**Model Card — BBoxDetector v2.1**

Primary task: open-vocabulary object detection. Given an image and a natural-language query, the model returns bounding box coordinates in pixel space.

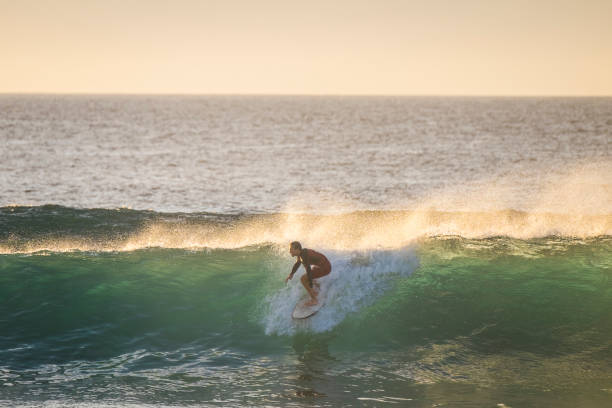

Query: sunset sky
[1,0,611,95]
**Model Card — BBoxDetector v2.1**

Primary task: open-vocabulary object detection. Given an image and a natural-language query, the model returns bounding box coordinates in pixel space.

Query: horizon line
[1,92,611,98]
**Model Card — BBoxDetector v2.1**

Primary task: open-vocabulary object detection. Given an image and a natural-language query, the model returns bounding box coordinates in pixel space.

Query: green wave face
[1,248,284,365]
[1,206,612,407]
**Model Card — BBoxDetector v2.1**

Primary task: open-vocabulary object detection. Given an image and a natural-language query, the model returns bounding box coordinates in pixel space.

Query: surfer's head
[290,241,302,256]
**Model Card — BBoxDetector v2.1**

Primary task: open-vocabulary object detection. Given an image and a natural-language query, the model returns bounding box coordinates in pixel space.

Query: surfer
[285,241,331,306]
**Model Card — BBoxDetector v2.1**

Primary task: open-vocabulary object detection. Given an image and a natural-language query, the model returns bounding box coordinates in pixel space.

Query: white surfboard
[292,287,326,319]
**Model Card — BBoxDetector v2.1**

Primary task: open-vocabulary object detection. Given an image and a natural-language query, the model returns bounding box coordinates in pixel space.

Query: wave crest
[0,208,610,254]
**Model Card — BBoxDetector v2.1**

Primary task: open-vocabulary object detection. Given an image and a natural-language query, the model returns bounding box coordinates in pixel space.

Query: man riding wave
[286,241,332,306]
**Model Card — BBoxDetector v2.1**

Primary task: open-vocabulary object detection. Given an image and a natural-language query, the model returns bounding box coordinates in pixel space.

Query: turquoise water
[1,206,611,407]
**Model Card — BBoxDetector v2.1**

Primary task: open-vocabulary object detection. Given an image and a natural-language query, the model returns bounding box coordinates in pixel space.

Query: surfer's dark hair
[290,241,302,250]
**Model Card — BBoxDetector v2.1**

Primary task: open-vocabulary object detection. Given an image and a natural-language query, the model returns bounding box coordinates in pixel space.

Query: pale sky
[1,0,611,95]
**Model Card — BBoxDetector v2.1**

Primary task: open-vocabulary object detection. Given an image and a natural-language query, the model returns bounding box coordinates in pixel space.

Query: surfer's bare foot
[305,298,318,307]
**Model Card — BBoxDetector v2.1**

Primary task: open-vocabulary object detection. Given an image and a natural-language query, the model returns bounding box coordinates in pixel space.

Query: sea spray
[1,206,610,255]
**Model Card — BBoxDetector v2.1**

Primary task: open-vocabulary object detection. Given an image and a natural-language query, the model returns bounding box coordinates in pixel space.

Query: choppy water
[1,96,611,407]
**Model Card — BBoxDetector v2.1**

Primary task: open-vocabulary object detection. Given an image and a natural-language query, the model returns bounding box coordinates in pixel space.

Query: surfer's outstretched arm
[285,260,301,283]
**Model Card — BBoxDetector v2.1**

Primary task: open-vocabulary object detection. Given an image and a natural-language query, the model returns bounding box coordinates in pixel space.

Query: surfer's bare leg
[300,274,318,305]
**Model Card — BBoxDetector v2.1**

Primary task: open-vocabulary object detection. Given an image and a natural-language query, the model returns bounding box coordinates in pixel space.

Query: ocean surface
[1,95,611,407]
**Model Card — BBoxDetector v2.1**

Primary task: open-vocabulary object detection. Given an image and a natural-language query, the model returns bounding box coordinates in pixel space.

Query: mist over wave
[1,208,609,255]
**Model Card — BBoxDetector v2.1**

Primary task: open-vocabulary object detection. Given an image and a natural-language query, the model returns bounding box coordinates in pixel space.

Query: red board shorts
[310,259,332,279]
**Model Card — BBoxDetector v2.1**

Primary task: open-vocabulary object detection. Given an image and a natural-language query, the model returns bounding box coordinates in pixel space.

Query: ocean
[1,95,611,407]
